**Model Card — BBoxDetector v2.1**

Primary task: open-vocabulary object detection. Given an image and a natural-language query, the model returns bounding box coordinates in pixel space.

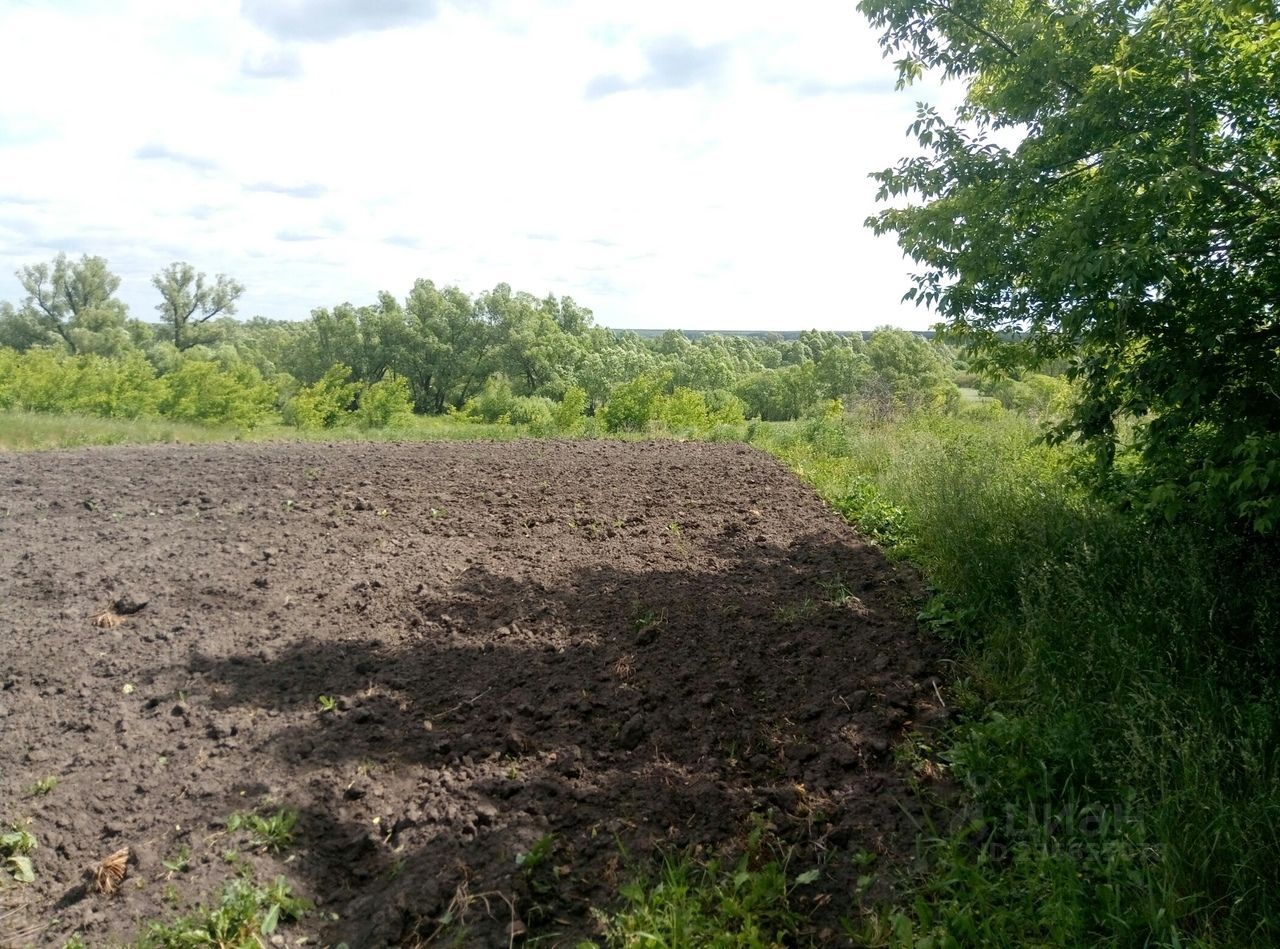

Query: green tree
[152,262,245,351]
[403,279,491,412]
[12,253,130,354]
[863,327,958,413]
[735,363,819,421]
[860,0,1280,530]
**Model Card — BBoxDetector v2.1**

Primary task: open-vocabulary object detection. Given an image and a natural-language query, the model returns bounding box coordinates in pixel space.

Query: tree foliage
[10,253,131,354]
[152,262,246,351]
[860,0,1280,530]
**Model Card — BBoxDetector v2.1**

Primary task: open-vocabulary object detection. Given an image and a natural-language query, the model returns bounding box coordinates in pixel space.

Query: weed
[1,824,37,883]
[316,694,338,713]
[515,834,555,876]
[596,834,817,946]
[226,808,297,853]
[162,845,190,873]
[773,599,818,626]
[631,605,667,635]
[516,835,561,927]
[817,575,856,607]
[136,875,309,948]
[29,777,57,797]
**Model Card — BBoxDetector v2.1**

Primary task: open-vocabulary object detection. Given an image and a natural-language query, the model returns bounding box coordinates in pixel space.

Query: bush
[509,395,555,430]
[69,353,164,419]
[656,387,711,433]
[160,359,278,428]
[551,386,588,433]
[283,364,359,430]
[602,374,667,433]
[461,374,517,423]
[356,371,415,430]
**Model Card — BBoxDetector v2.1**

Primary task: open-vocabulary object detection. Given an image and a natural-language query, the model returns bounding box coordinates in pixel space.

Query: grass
[135,875,309,948]
[0,410,245,451]
[751,410,1280,947]
[0,408,748,453]
[589,820,818,949]
[225,808,298,853]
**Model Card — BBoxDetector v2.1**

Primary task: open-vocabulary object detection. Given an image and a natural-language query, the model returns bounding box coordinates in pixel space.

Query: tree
[860,0,1280,531]
[152,263,245,351]
[12,253,129,353]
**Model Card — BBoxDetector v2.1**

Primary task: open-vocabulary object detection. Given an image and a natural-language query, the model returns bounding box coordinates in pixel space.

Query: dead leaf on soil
[91,609,123,629]
[91,847,131,895]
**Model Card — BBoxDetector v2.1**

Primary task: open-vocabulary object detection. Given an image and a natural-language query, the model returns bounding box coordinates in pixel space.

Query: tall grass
[752,410,1280,947]
[0,410,537,452]
[0,410,247,452]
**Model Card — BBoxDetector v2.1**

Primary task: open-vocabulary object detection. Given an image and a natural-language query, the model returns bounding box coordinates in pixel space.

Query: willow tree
[152,262,245,351]
[860,0,1280,531]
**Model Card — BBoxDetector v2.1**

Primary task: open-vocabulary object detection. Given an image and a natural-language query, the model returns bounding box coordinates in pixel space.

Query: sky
[0,0,955,333]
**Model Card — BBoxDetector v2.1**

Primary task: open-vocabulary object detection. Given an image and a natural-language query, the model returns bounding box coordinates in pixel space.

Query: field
[0,440,944,946]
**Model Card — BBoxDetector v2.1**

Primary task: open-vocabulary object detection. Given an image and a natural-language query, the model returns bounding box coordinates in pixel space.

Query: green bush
[161,359,277,429]
[356,371,415,430]
[509,395,555,428]
[656,386,712,433]
[551,385,588,433]
[460,374,517,423]
[283,364,359,430]
[602,374,667,432]
[69,353,164,419]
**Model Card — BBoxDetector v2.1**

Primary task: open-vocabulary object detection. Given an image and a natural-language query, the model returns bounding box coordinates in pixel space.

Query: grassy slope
[751,410,1280,947]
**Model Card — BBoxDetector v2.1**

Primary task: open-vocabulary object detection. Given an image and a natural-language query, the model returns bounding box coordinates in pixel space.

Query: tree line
[0,253,983,433]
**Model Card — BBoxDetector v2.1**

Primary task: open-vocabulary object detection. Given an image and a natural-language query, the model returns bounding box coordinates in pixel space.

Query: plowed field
[0,441,944,946]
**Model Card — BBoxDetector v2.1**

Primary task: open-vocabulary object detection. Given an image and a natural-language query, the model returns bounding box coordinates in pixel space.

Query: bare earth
[0,440,945,946]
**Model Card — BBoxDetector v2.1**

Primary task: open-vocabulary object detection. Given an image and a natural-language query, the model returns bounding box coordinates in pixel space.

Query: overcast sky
[0,0,951,332]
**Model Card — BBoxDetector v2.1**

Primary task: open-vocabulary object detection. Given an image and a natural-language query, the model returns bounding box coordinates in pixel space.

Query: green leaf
[261,902,281,934]
[7,854,35,883]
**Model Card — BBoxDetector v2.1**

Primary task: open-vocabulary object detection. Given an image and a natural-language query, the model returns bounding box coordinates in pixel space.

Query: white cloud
[0,0,952,332]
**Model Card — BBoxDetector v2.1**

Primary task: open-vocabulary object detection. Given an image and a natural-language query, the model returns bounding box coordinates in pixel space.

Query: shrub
[509,395,555,429]
[356,371,415,430]
[461,374,517,423]
[160,359,277,428]
[283,364,359,430]
[551,385,588,433]
[602,374,667,432]
[656,387,711,433]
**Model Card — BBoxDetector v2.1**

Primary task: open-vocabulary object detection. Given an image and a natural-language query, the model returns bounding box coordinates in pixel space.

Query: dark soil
[0,440,947,946]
